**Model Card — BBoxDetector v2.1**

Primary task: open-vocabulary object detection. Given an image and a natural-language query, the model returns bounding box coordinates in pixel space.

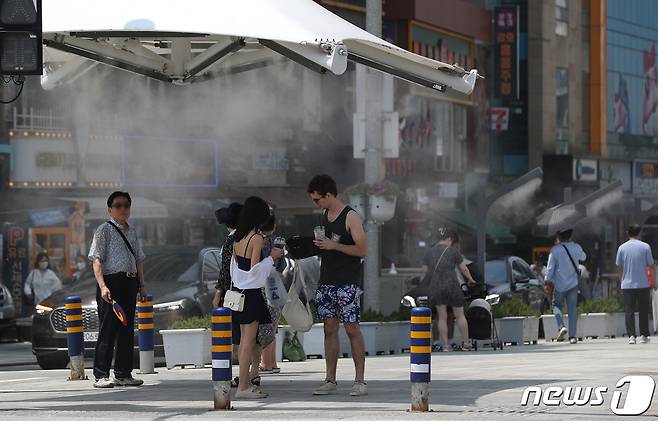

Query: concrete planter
[160,328,211,369]
[614,312,640,337]
[302,323,327,358]
[579,313,616,338]
[494,317,539,345]
[540,314,584,341]
[303,321,409,358]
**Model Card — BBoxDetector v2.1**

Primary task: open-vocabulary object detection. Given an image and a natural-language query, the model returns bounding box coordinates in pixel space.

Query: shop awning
[223,186,318,216]
[41,0,479,94]
[60,196,168,220]
[437,211,516,244]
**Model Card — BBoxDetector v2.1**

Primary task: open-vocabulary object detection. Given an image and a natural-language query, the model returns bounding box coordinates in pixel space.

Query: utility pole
[363,0,383,312]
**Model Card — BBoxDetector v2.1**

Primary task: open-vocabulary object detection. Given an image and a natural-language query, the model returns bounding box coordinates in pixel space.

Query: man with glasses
[307,175,368,396]
[88,191,147,388]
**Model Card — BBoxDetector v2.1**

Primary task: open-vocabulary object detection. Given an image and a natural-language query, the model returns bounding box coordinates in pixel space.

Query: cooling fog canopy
[40,0,479,94]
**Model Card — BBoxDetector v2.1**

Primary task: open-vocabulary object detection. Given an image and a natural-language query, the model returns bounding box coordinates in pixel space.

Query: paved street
[0,342,38,370]
[1,338,657,420]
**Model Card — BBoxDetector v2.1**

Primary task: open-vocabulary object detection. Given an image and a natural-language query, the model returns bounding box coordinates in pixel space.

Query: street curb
[0,361,39,368]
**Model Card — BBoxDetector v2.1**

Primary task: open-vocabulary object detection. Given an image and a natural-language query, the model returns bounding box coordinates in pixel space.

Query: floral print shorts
[316,284,362,323]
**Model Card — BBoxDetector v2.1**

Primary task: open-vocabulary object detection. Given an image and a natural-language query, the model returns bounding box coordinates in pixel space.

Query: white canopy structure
[41,0,480,94]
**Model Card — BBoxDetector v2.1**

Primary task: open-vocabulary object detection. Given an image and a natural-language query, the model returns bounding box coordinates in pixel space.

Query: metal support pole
[363,0,383,313]
[65,296,87,380]
[410,307,432,412]
[212,308,233,410]
[138,294,156,374]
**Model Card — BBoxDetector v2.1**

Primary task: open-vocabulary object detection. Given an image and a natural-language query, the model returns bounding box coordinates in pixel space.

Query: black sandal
[231,376,261,388]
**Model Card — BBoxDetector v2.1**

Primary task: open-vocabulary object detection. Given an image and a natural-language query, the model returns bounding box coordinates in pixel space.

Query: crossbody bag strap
[433,246,450,274]
[107,221,137,260]
[561,244,581,277]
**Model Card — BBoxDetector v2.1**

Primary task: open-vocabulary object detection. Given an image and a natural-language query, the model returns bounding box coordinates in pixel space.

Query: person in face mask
[72,255,87,282]
[24,252,63,305]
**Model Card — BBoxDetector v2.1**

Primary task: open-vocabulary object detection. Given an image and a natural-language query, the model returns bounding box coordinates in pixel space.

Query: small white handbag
[223,289,245,312]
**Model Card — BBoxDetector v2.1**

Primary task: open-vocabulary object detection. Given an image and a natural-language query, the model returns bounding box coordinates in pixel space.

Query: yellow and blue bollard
[211,307,233,410]
[138,294,156,374]
[410,307,432,411]
[65,295,86,380]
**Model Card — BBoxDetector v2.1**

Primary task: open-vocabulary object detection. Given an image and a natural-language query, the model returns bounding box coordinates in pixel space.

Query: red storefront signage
[495,7,519,99]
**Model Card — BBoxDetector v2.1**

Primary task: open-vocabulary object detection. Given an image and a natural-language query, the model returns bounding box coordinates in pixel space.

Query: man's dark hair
[107,191,131,208]
[557,229,573,242]
[628,224,642,237]
[215,202,243,230]
[234,196,271,242]
[438,227,460,244]
[307,174,338,197]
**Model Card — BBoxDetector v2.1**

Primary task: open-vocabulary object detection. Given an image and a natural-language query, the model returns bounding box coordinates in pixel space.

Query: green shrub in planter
[170,316,211,330]
[360,308,411,322]
[577,298,624,314]
[493,298,539,319]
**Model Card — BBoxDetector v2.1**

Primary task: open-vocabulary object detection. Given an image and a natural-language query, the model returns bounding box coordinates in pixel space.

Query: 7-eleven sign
[490,107,510,131]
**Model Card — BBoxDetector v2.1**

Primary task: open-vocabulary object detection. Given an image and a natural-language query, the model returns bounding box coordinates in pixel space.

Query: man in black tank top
[307,175,368,397]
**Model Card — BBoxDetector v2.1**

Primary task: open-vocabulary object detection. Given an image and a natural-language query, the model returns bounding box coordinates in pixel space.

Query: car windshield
[485,260,507,286]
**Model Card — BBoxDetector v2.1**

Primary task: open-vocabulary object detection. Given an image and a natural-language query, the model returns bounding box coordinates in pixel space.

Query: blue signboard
[30,208,70,227]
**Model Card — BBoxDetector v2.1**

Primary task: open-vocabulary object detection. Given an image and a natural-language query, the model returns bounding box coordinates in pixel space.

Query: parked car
[401,256,547,314]
[0,282,16,338]
[32,246,222,370]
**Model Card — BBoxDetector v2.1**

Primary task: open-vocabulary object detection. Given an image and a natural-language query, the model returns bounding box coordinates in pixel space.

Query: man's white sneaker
[557,327,568,342]
[640,335,650,344]
[629,336,636,344]
[312,380,337,395]
[350,381,368,396]
[93,377,114,388]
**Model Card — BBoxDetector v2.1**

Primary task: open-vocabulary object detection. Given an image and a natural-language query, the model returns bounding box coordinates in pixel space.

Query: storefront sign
[11,138,77,183]
[573,159,598,182]
[438,182,459,199]
[633,160,658,195]
[2,225,27,315]
[253,153,289,171]
[490,107,510,131]
[30,208,71,227]
[494,6,519,99]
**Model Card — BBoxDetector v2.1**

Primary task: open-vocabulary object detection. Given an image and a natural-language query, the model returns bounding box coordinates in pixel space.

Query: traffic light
[0,0,42,75]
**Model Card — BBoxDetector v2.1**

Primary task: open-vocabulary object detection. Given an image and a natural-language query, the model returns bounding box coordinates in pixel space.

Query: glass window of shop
[556,67,569,153]
[605,0,658,159]
[555,0,568,36]
[434,101,467,172]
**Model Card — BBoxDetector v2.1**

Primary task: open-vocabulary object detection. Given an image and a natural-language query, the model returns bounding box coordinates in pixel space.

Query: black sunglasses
[312,195,326,204]
[111,203,131,209]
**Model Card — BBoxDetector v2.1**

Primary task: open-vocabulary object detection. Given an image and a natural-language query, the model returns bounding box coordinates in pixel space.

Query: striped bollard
[138,295,156,374]
[65,296,86,380]
[212,308,233,410]
[410,307,432,412]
